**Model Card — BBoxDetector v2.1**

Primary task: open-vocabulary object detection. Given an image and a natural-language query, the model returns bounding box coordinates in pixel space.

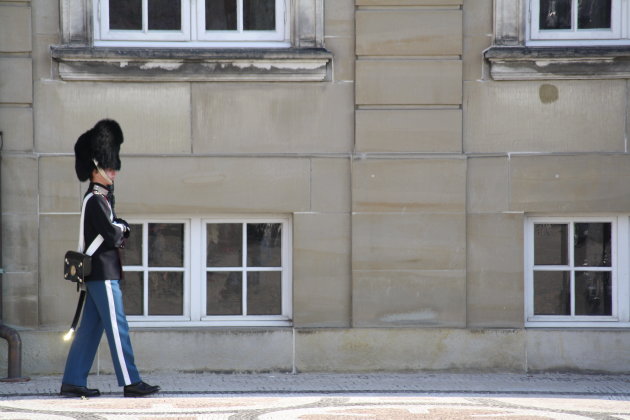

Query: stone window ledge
[485,46,630,80]
[50,46,333,82]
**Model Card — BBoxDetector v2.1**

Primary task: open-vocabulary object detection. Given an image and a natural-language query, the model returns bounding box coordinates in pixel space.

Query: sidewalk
[1,372,629,397]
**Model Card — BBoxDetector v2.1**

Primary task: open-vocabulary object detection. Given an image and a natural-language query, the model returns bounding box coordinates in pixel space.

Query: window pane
[206,0,237,30]
[539,0,572,30]
[534,224,568,266]
[244,0,276,30]
[109,0,142,30]
[206,272,242,315]
[121,224,143,266]
[247,224,282,267]
[148,272,183,315]
[578,0,611,29]
[207,224,242,267]
[574,223,611,267]
[575,271,612,315]
[121,271,143,316]
[149,223,184,267]
[534,271,570,315]
[148,0,182,30]
[247,271,281,315]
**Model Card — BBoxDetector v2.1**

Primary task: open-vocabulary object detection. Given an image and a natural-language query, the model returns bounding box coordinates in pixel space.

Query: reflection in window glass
[575,271,612,315]
[247,224,282,267]
[534,271,571,315]
[247,271,281,315]
[109,0,142,30]
[539,0,572,30]
[244,0,276,30]
[574,223,611,267]
[121,224,143,266]
[207,224,242,267]
[149,223,184,267]
[148,0,182,30]
[578,0,611,29]
[206,272,242,315]
[148,272,183,315]
[206,0,237,30]
[534,224,568,265]
[121,271,143,315]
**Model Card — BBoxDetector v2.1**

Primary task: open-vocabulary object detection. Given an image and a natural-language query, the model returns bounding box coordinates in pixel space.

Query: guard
[60,119,160,398]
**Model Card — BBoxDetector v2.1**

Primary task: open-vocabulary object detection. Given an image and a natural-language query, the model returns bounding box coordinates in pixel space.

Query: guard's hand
[114,218,131,238]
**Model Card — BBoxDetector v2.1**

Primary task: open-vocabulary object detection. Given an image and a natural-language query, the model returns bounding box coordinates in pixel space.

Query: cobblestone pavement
[0,373,628,419]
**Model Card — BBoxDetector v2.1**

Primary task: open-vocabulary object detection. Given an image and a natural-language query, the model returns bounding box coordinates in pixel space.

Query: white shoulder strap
[78,193,104,256]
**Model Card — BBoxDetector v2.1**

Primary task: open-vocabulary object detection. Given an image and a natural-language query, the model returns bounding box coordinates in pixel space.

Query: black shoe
[60,383,101,398]
[124,381,160,397]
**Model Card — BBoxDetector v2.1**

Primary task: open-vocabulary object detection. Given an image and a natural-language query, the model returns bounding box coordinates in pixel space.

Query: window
[120,217,292,327]
[94,0,289,47]
[525,217,630,327]
[528,0,629,45]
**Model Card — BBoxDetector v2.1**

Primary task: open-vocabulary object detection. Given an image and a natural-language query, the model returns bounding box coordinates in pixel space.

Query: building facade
[1,0,629,375]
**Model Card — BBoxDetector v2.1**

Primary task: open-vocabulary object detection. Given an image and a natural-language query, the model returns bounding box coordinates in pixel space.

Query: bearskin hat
[74,119,124,182]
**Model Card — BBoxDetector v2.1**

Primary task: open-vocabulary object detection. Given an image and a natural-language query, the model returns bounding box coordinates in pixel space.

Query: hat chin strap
[93,159,113,185]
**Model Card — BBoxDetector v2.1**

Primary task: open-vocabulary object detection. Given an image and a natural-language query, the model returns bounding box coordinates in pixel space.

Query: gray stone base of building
[1,328,628,376]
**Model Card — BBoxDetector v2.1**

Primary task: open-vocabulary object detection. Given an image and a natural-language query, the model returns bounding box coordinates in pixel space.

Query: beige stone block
[99,329,293,373]
[114,157,311,214]
[39,215,80,328]
[325,37,355,82]
[32,0,60,35]
[463,34,492,81]
[192,83,353,154]
[293,213,351,327]
[467,156,509,213]
[1,213,38,274]
[352,213,466,270]
[355,109,462,153]
[352,158,466,213]
[39,156,82,213]
[356,10,462,56]
[0,58,33,103]
[1,155,37,214]
[467,213,524,328]
[33,34,60,81]
[0,107,33,152]
[33,81,191,154]
[463,0,493,36]
[356,60,462,105]
[464,80,626,153]
[295,328,525,372]
[311,158,351,213]
[0,5,31,52]
[352,270,466,327]
[325,0,354,37]
[1,272,38,328]
[510,155,630,213]
[527,330,630,373]
[356,0,463,5]
[462,0,493,82]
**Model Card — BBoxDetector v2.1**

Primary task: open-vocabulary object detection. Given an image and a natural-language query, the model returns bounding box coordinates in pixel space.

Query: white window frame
[200,218,292,325]
[525,216,630,328]
[528,0,630,46]
[94,0,290,48]
[124,215,292,328]
[123,219,191,322]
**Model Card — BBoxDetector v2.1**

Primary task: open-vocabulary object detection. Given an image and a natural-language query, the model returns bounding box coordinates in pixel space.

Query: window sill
[50,46,333,82]
[484,46,630,80]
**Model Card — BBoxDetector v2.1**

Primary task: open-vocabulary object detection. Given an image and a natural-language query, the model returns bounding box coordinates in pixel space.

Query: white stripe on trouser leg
[105,280,131,385]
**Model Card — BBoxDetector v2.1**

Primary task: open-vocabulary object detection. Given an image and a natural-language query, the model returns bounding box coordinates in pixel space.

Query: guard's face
[104,168,117,182]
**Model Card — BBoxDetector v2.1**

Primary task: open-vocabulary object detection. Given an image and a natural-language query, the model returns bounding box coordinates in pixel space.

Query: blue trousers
[62,280,141,387]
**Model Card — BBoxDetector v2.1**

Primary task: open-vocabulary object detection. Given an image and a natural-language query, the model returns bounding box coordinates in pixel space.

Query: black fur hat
[74,119,124,182]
